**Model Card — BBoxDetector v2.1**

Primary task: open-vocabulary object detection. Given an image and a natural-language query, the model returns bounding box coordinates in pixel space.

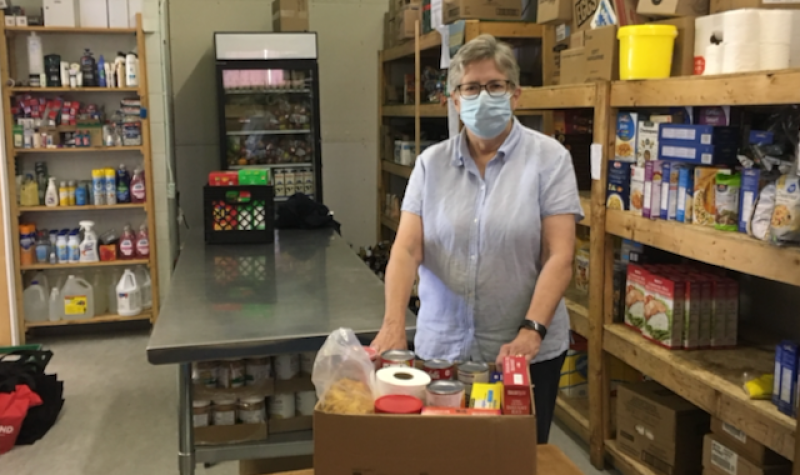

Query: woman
[371,34,583,443]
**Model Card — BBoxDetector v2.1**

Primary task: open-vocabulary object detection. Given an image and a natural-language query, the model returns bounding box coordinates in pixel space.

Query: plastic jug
[107,268,121,314]
[23,282,48,323]
[27,271,49,295]
[61,275,95,321]
[49,287,61,322]
[134,266,152,309]
[116,269,142,317]
[92,271,109,315]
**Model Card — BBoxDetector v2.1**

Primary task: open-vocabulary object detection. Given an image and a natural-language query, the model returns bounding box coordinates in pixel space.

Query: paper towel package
[711,0,800,13]
[638,0,709,17]
[654,17,696,76]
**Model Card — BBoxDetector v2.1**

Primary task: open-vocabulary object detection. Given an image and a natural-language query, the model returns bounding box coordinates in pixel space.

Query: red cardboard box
[503,356,532,416]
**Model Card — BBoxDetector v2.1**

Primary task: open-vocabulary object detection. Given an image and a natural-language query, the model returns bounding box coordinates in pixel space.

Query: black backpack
[275,193,341,234]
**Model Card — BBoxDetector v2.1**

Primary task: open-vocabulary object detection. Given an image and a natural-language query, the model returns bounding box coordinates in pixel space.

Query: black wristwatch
[519,320,547,340]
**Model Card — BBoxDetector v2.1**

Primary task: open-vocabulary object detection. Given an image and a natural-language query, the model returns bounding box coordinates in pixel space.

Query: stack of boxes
[272,0,310,32]
[703,418,790,475]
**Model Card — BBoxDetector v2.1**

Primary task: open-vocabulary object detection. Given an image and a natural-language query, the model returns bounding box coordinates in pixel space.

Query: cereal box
[607,160,633,211]
[615,112,638,162]
[642,272,685,349]
[630,165,645,216]
[643,161,663,219]
[676,166,694,223]
[624,264,649,332]
[693,167,730,226]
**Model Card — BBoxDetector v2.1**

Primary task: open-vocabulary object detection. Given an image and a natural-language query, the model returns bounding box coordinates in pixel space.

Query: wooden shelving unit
[1,13,160,341]
[555,394,590,443]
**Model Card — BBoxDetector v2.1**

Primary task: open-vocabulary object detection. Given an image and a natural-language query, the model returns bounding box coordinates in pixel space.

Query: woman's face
[453,58,521,113]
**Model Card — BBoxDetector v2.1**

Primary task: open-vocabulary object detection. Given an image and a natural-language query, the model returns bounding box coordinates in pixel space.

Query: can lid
[213,398,237,406]
[193,400,210,408]
[374,395,423,415]
[241,396,265,404]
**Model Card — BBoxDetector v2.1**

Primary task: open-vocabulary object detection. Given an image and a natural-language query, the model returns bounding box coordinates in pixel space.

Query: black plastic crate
[203,185,274,244]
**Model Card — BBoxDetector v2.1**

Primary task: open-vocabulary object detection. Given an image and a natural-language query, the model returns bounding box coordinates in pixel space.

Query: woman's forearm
[525,253,573,327]
[383,247,420,328]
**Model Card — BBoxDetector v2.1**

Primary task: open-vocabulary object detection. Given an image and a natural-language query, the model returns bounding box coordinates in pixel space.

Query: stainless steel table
[146,229,415,475]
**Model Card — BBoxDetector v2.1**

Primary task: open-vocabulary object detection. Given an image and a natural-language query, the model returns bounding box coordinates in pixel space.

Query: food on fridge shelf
[714,173,741,231]
[769,176,800,245]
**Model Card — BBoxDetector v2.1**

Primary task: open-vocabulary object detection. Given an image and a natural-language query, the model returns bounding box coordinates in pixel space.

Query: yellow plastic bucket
[617,25,678,80]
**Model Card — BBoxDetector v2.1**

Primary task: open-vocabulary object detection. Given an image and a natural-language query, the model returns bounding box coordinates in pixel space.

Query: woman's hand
[495,329,542,368]
[370,322,408,354]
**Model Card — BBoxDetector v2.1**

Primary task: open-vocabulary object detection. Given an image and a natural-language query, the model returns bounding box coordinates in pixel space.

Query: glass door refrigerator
[214,32,322,202]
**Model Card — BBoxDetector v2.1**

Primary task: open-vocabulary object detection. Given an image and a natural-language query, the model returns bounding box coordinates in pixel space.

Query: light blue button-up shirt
[401,119,584,364]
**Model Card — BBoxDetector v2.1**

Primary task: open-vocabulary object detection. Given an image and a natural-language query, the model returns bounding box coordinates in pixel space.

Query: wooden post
[377,51,384,242]
[414,20,421,158]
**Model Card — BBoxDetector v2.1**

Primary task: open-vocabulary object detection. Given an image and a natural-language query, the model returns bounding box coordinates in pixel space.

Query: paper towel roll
[723,42,761,73]
[761,43,791,70]
[695,14,725,74]
[704,44,723,75]
[375,366,431,400]
[722,9,761,45]
[760,10,793,44]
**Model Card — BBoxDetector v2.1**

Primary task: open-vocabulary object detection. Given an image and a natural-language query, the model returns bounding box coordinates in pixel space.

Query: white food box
[80,0,109,27]
[15,16,28,26]
[128,0,142,26]
[44,0,79,27]
[4,16,15,26]
[107,0,129,27]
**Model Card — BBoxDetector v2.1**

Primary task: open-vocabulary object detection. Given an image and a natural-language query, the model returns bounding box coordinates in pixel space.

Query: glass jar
[245,357,272,386]
[212,399,237,426]
[238,396,266,424]
[217,359,246,388]
[192,361,218,388]
[192,400,211,427]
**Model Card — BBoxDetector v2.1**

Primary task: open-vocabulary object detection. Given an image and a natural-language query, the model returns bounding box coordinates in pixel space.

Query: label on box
[64,296,87,315]
[556,23,569,41]
[721,422,747,443]
[502,356,531,415]
[711,440,738,475]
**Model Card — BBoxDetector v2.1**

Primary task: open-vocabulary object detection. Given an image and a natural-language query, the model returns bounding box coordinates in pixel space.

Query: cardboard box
[195,422,267,445]
[637,0,708,16]
[503,356,532,415]
[269,415,313,433]
[573,0,599,30]
[617,382,709,475]
[272,0,309,32]
[442,0,521,23]
[710,0,800,13]
[396,5,421,41]
[710,418,790,467]
[43,0,79,27]
[543,24,571,85]
[560,47,586,84]
[584,25,618,81]
[274,374,314,394]
[537,0,572,24]
[239,455,313,475]
[703,434,792,475]
[653,17,695,77]
[560,350,588,397]
[80,0,108,27]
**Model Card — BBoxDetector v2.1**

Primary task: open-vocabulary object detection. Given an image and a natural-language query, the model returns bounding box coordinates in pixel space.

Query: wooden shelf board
[517,84,597,110]
[610,69,800,107]
[604,323,795,460]
[382,160,413,179]
[605,210,800,287]
[14,146,142,154]
[555,394,590,443]
[382,103,446,118]
[5,25,136,34]
[21,259,149,271]
[578,191,591,228]
[605,439,660,475]
[478,22,544,39]
[19,203,146,213]
[9,87,139,93]
[564,287,590,338]
[381,216,399,232]
[25,312,152,328]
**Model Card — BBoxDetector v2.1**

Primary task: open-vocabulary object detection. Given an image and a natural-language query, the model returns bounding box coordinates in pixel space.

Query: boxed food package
[661,164,681,221]
[773,341,798,414]
[442,0,521,23]
[637,0,709,16]
[642,272,685,349]
[703,433,792,475]
[543,24,572,85]
[560,349,588,397]
[680,273,703,349]
[637,121,660,166]
[537,0,572,23]
[272,0,309,32]
[694,167,730,226]
[631,165,645,216]
[710,417,790,467]
[659,124,739,146]
[560,48,586,85]
[708,275,738,348]
[739,169,761,233]
[643,160,664,219]
[624,264,649,332]
[502,356,532,415]
[396,5,422,41]
[653,17,696,76]
[615,112,638,162]
[677,166,695,223]
[617,382,709,475]
[696,106,731,126]
[607,160,634,211]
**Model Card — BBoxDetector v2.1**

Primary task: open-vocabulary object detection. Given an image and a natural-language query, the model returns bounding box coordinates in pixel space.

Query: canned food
[274,354,300,380]
[426,380,466,408]
[238,396,266,424]
[375,395,423,414]
[217,359,246,388]
[269,393,296,419]
[212,399,237,426]
[192,400,211,427]
[458,361,490,397]
[296,390,317,416]
[245,357,272,386]
[300,352,317,375]
[380,349,415,369]
[423,359,455,381]
[192,361,218,388]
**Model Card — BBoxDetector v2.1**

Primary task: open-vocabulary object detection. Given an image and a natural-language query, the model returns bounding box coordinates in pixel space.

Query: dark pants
[530,351,567,444]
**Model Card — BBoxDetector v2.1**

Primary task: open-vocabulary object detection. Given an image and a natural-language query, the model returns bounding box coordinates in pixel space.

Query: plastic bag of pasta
[312,328,376,415]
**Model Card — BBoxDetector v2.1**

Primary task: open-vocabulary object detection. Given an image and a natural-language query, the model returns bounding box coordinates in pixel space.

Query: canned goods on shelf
[269,393,296,419]
[217,359,246,388]
[423,359,455,381]
[274,354,300,381]
[192,361,218,388]
[426,380,466,408]
[192,400,211,427]
[296,390,317,416]
[300,351,317,375]
[238,396,266,424]
[212,399,238,426]
[379,349,415,369]
[375,395,423,414]
[245,357,272,386]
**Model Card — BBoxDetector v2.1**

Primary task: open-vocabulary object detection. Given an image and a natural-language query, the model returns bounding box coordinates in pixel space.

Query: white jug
[107,268,121,314]
[61,275,95,321]
[117,269,142,317]
[134,266,152,310]
[49,287,61,322]
[23,282,48,323]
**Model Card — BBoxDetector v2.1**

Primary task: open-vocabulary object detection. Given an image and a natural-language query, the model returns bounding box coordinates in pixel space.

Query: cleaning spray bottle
[79,220,99,262]
[45,177,58,207]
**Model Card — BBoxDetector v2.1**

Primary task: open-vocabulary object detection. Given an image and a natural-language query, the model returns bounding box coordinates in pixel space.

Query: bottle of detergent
[107,268,122,314]
[125,52,139,87]
[45,177,58,207]
[119,224,136,260]
[80,48,97,87]
[116,269,142,317]
[116,164,130,203]
[97,54,106,87]
[135,224,149,258]
[60,275,95,321]
[79,220,99,262]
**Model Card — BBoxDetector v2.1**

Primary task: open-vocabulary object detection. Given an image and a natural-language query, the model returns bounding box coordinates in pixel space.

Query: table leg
[178,363,195,475]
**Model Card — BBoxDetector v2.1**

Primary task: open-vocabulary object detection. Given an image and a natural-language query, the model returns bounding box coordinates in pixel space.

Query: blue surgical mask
[459,91,513,139]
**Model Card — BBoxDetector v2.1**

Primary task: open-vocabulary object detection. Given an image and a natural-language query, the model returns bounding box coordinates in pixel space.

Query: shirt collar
[453,118,522,167]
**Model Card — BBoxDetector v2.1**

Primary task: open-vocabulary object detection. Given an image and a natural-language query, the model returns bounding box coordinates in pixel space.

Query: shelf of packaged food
[18,203,146,213]
[25,312,152,328]
[274,195,313,202]
[224,89,310,94]
[605,210,800,287]
[14,146,142,155]
[8,87,139,93]
[564,288,590,339]
[517,84,597,110]
[610,69,800,107]
[605,439,660,475]
[229,162,313,170]
[382,160,413,179]
[382,103,446,118]
[381,216,399,232]
[382,29,442,62]
[21,259,149,271]
[578,192,591,228]
[604,323,795,460]
[226,129,311,136]
[4,25,137,34]
[555,394,590,443]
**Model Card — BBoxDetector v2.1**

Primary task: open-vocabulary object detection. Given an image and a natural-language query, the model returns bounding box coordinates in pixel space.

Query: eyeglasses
[455,80,512,100]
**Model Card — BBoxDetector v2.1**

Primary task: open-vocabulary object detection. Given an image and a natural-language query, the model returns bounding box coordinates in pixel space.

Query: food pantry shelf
[578,192,592,228]
[21,259,149,271]
[381,216,399,232]
[4,25,136,34]
[564,288,589,338]
[517,84,597,110]
[610,69,800,107]
[25,312,152,328]
[605,440,660,475]
[382,104,445,117]
[555,394,590,443]
[226,130,311,136]
[229,162,312,170]
[18,203,146,213]
[8,87,139,93]
[382,160,413,179]
[605,210,800,287]
[14,146,143,155]
[224,89,310,94]
[604,323,795,460]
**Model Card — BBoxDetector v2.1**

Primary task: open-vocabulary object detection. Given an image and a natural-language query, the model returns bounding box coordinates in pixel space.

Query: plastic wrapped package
[312,328,376,415]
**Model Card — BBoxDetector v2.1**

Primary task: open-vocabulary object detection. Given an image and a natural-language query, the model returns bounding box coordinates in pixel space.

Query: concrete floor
[2,331,616,475]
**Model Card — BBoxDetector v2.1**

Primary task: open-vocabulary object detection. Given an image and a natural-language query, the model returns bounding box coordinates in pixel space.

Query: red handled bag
[0,384,42,454]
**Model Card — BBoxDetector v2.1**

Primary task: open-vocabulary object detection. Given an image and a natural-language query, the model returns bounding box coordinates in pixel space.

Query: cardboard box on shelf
[560,349,588,397]
[393,0,421,12]
[560,47,586,84]
[442,0,521,23]
[272,0,309,32]
[637,0,709,17]
[617,381,709,475]
[710,417,790,467]
[239,455,314,475]
[543,24,571,85]
[584,25,618,81]
[570,31,585,48]
[703,434,792,475]
[269,415,313,434]
[396,5,421,41]
[653,17,695,76]
[195,422,268,446]
[710,0,800,12]
[537,0,572,24]
[572,0,600,30]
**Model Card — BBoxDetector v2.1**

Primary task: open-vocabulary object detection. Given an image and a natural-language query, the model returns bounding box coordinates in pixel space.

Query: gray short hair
[448,34,520,93]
